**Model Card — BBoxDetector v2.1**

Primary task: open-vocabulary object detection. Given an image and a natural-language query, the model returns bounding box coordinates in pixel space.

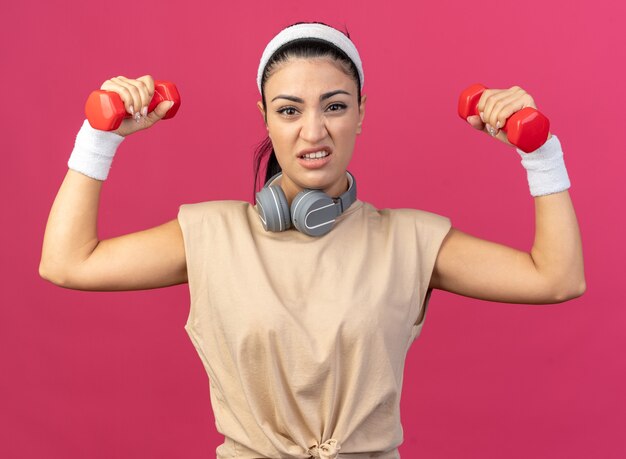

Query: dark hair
[252,22,362,201]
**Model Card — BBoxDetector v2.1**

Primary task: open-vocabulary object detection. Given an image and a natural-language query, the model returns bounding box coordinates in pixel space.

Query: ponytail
[252,136,282,201]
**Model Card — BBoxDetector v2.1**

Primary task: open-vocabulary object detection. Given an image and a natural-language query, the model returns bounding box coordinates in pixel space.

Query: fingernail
[129,105,134,115]
[134,112,141,122]
[479,111,485,122]
[487,124,496,136]
[496,121,501,129]
[141,106,148,117]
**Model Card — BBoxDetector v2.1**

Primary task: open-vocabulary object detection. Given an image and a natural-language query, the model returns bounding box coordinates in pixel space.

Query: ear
[356,94,367,134]
[257,100,268,130]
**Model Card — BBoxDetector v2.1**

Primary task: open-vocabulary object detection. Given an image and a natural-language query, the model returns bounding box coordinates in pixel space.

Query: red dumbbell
[85,80,181,131]
[458,83,549,153]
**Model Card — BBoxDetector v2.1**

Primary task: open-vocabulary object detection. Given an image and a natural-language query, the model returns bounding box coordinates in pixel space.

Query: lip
[297,146,333,158]
[296,147,333,170]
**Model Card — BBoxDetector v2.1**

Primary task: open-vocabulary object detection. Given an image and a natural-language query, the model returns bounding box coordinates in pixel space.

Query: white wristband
[516,134,571,197]
[67,119,125,181]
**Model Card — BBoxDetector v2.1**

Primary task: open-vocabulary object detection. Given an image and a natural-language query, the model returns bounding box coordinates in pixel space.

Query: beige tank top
[177,199,451,458]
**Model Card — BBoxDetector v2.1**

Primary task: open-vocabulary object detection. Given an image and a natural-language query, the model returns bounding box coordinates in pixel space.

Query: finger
[493,126,512,146]
[110,76,143,118]
[100,78,136,116]
[136,75,156,115]
[485,123,498,137]
[489,92,527,132]
[146,100,175,123]
[481,88,520,130]
[137,75,155,94]
[121,77,152,117]
[506,85,537,111]
[466,115,484,130]
[116,76,154,119]
[492,92,538,134]
[476,88,501,123]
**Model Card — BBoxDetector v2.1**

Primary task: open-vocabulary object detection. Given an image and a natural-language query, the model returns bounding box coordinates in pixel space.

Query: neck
[280,174,349,206]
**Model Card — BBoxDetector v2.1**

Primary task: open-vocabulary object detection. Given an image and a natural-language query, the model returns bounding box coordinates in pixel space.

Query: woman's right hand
[100,75,175,137]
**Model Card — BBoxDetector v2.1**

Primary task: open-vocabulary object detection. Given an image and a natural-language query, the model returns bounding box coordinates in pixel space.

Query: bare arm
[430,190,585,303]
[39,169,187,291]
[39,75,186,291]
[430,85,585,303]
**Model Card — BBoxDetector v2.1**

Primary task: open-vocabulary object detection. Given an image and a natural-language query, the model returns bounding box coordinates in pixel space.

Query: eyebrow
[271,89,351,103]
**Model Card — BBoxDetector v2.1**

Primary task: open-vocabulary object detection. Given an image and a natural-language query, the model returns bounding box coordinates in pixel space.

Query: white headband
[256,23,364,95]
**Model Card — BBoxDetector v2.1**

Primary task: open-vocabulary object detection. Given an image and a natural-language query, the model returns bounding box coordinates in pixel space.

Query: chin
[302,172,351,197]
[294,169,337,190]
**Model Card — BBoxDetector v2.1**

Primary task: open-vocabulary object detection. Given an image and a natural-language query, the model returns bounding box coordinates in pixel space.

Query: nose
[299,111,328,144]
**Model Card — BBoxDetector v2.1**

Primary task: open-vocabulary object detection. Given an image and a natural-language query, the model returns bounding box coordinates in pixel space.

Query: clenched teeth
[302,151,330,159]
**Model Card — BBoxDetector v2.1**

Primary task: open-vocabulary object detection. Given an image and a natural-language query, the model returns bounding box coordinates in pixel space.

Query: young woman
[40,22,585,459]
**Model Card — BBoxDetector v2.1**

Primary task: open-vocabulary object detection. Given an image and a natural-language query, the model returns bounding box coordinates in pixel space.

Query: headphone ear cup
[256,185,292,232]
[291,190,337,237]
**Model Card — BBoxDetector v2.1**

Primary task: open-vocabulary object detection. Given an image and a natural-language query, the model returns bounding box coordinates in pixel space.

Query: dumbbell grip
[458,83,550,153]
[85,80,181,131]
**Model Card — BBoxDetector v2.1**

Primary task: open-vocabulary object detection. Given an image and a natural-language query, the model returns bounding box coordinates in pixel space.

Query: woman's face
[258,57,367,202]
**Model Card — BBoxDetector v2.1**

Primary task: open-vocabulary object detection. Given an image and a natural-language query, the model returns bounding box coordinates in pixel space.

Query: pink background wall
[2,0,624,457]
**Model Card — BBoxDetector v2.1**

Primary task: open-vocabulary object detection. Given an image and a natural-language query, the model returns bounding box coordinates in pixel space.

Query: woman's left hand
[465,85,552,148]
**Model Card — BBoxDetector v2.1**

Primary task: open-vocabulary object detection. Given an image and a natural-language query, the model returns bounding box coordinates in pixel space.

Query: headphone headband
[264,171,357,213]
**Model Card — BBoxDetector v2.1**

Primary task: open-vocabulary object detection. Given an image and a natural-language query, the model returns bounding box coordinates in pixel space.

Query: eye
[327,103,347,112]
[277,106,298,116]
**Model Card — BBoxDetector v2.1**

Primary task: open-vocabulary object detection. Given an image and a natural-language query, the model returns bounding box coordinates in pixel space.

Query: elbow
[39,259,52,282]
[38,259,71,287]
[552,277,587,303]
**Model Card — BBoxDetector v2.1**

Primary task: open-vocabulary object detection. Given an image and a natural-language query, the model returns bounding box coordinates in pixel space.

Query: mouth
[298,147,332,161]
[300,151,331,161]
[296,147,333,169]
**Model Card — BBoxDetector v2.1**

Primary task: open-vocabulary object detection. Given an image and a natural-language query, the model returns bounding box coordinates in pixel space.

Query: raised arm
[430,190,584,303]
[429,86,585,304]
[39,75,187,291]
